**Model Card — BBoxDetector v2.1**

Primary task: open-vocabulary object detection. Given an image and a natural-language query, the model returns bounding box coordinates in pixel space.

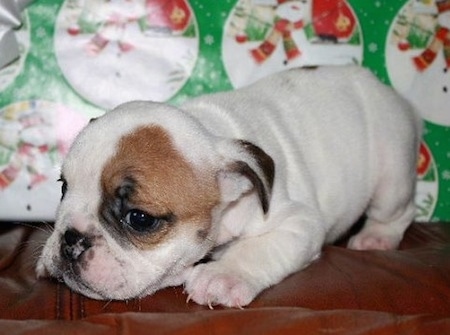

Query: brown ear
[235,140,274,213]
[218,140,274,214]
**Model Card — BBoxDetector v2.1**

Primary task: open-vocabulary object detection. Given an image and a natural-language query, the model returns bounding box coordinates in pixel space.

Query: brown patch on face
[100,126,219,249]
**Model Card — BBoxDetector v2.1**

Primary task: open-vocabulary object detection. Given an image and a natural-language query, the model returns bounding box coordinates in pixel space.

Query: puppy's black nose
[64,229,84,246]
[61,229,92,261]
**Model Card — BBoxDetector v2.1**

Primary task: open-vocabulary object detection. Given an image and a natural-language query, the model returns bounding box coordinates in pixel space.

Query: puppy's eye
[122,209,164,233]
[57,177,68,200]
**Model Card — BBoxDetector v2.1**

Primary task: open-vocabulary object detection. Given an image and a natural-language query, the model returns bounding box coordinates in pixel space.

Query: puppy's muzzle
[61,229,92,262]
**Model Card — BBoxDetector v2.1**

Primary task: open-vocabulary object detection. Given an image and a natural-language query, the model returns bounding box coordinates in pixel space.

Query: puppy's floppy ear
[217,140,274,214]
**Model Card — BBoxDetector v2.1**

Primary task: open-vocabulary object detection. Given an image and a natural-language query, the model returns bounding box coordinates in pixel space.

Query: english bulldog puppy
[36,65,422,308]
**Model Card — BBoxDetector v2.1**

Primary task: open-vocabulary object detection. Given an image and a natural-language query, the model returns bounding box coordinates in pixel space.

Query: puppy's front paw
[184,262,259,308]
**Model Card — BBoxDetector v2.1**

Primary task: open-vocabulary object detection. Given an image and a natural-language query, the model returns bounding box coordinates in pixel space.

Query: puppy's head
[36,101,274,300]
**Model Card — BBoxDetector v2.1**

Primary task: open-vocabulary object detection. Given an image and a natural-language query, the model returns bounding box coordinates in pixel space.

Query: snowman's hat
[436,0,450,13]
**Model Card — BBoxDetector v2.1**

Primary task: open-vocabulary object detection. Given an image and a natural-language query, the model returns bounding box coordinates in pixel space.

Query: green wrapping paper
[0,0,449,222]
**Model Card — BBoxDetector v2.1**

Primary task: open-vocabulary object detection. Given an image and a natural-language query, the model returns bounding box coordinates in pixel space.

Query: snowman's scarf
[413,26,450,71]
[0,164,21,189]
[250,18,304,64]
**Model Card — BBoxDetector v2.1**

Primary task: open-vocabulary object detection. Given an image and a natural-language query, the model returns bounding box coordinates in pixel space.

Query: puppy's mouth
[58,257,183,301]
[53,233,104,299]
[50,228,186,301]
[60,267,105,300]
[41,254,103,300]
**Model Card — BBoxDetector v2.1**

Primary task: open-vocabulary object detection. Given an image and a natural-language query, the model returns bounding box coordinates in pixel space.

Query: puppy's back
[182,65,421,229]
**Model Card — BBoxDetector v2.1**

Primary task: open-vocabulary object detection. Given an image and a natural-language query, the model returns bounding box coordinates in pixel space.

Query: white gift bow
[0,0,33,70]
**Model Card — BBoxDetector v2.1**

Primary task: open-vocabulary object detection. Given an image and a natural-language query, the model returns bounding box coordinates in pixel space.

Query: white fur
[36,65,421,307]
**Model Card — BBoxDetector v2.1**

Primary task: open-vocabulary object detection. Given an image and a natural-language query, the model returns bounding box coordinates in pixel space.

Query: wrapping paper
[0,0,449,222]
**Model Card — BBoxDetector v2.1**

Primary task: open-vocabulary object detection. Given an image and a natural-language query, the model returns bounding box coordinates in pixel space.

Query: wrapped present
[0,0,449,222]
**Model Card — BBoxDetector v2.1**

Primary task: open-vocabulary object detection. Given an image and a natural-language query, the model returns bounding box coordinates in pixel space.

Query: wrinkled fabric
[1,222,450,334]
[2,310,450,335]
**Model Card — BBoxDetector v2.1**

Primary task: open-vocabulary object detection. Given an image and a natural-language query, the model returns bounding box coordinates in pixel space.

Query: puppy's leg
[348,202,415,251]
[348,155,417,251]
[184,206,324,308]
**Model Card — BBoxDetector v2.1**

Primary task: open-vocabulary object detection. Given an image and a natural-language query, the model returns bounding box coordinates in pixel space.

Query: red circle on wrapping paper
[417,142,432,177]
[144,0,191,32]
[312,0,356,40]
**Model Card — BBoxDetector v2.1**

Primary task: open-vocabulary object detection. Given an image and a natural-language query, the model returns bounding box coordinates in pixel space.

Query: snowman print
[386,0,450,221]
[250,0,307,64]
[388,0,450,126]
[0,101,87,219]
[222,0,362,89]
[82,0,146,55]
[409,0,450,126]
[0,111,54,190]
[55,0,199,109]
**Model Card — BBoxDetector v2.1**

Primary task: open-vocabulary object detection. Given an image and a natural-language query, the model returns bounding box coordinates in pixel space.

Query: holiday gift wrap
[0,0,449,222]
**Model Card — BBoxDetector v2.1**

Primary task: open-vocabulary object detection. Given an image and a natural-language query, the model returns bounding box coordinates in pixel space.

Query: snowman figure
[250,0,309,64]
[407,0,450,126]
[0,120,22,189]
[83,0,146,55]
[0,111,55,190]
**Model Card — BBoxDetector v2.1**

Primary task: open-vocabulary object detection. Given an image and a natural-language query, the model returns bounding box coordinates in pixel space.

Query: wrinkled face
[37,119,220,300]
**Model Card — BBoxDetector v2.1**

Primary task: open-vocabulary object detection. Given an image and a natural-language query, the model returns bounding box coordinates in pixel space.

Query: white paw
[184,262,259,308]
[347,219,405,251]
[348,232,400,250]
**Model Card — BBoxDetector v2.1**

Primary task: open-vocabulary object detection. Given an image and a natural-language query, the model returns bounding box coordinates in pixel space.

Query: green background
[0,0,448,221]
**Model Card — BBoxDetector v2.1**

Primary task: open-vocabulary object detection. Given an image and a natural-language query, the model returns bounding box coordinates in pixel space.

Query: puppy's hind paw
[347,231,401,251]
[184,262,259,308]
[348,236,395,250]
